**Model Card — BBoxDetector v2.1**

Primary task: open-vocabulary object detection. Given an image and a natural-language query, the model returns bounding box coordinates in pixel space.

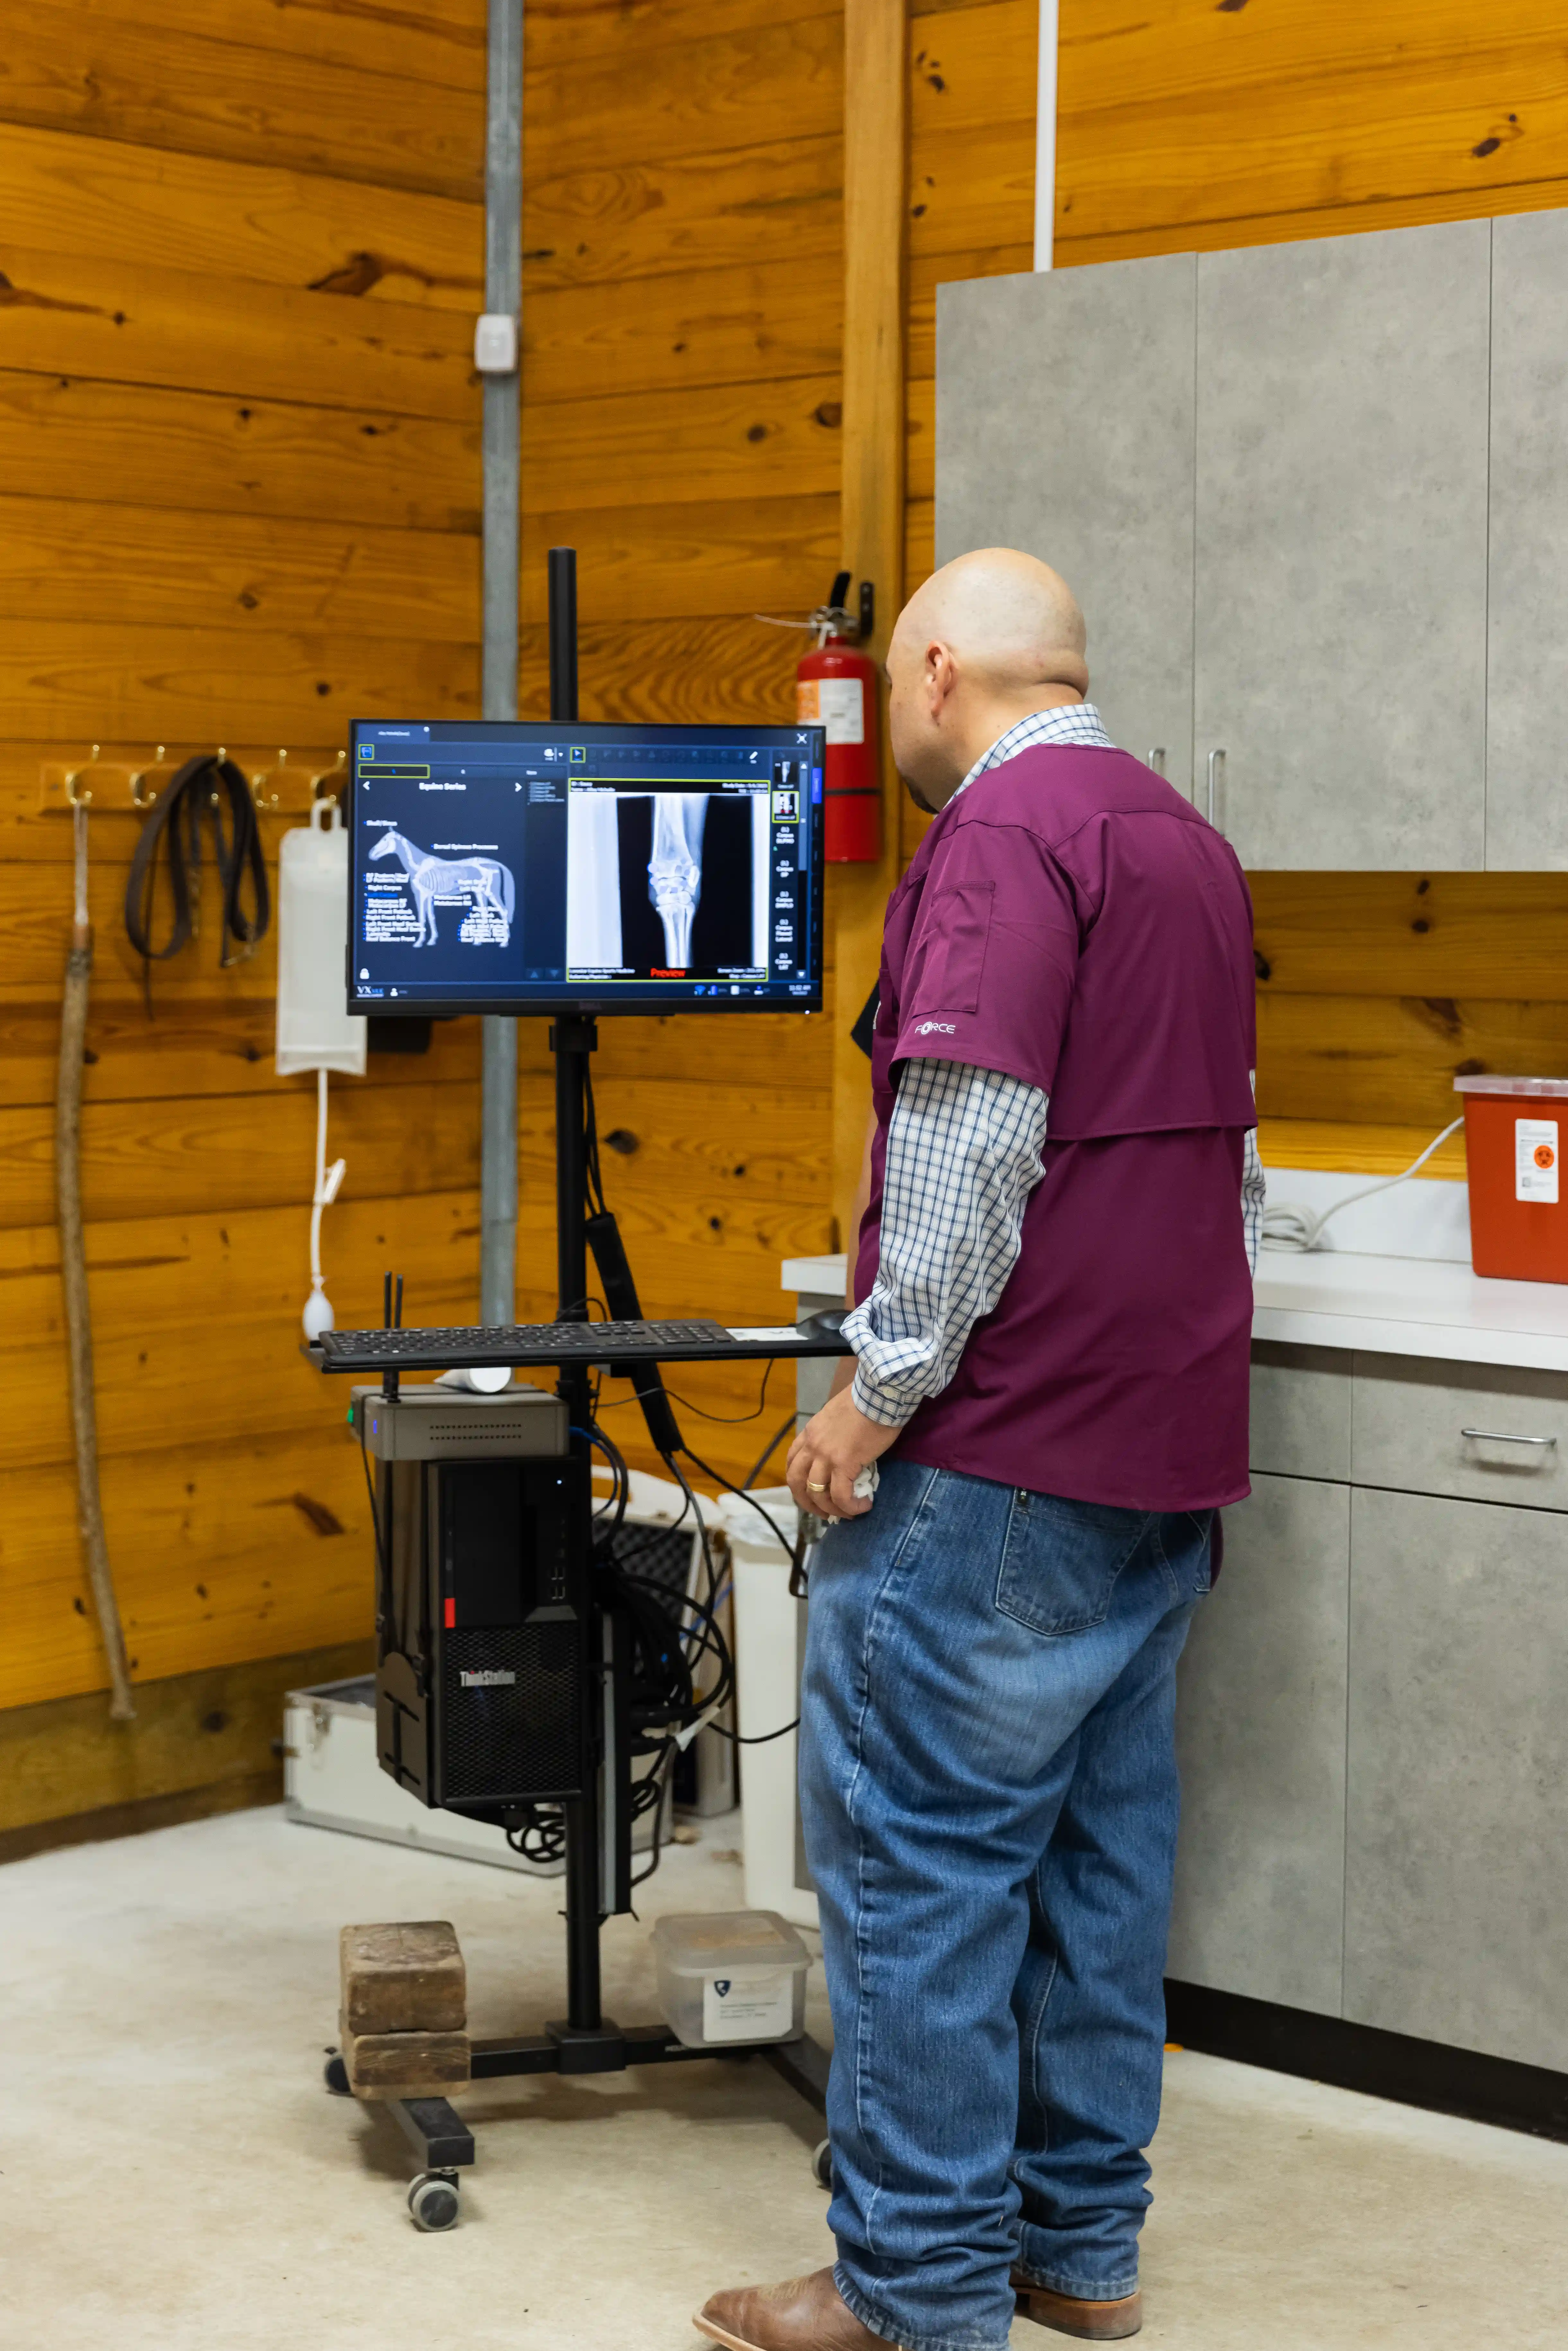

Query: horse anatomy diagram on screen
[368,830,515,948]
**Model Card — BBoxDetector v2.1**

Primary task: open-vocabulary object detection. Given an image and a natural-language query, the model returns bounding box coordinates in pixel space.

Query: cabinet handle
[1206,747,1225,826]
[1460,1427,1558,1448]
[1147,746,1167,777]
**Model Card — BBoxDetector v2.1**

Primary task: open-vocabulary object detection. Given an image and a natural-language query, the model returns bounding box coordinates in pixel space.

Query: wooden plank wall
[0,0,841,1789]
[514,0,842,1468]
[0,0,488,1752]
[902,0,1568,1176]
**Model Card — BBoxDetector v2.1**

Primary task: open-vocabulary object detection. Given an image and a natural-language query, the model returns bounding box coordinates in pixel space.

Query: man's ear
[924,640,956,715]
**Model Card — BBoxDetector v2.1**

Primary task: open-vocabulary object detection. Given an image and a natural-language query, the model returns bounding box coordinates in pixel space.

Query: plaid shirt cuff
[849,1362,919,1428]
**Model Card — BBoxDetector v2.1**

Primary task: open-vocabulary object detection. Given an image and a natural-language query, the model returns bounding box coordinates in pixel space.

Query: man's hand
[787,1385,902,1520]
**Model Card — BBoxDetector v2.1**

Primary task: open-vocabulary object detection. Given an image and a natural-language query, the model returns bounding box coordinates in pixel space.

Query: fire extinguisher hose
[58,801,136,1721]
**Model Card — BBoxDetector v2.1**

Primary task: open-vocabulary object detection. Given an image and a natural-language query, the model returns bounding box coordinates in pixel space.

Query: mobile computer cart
[311,550,847,2229]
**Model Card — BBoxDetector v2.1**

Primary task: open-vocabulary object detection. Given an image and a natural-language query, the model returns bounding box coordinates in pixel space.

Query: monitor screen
[346,718,826,1016]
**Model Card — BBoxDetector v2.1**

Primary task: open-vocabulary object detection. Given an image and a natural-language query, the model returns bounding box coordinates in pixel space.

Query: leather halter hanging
[123,752,270,1005]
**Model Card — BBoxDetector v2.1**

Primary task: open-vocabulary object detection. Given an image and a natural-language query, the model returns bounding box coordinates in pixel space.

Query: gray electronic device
[349,1380,567,1461]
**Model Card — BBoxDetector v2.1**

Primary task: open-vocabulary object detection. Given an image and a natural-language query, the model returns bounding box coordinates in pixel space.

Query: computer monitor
[346,718,827,1017]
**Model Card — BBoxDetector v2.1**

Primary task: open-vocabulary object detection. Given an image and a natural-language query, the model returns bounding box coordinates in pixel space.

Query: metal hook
[250,747,289,812]
[310,748,347,802]
[64,743,102,808]
[129,744,167,809]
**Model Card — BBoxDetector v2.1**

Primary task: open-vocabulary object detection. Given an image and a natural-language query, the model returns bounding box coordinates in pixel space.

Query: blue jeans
[798,1461,1211,2351]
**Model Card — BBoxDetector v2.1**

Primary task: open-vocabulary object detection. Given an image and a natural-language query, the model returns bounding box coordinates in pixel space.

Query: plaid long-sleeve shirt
[844,706,1267,1429]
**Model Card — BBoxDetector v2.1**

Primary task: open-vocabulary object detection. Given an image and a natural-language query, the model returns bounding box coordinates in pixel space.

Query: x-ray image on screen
[565,788,771,979]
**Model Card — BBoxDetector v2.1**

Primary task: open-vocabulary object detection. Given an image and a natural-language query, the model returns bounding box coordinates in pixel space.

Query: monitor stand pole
[547,543,608,2044]
[551,1003,608,2044]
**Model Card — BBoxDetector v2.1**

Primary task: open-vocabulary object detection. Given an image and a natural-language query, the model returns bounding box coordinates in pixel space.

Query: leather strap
[123,753,270,1002]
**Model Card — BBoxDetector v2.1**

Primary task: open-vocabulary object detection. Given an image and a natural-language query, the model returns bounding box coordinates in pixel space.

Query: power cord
[1262,1116,1465,1253]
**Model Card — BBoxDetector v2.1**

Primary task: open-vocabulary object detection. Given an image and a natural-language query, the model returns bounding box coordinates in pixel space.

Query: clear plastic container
[651,1909,809,2048]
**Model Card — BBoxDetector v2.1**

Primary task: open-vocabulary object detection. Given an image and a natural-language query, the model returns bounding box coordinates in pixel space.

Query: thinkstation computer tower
[351,1383,591,1820]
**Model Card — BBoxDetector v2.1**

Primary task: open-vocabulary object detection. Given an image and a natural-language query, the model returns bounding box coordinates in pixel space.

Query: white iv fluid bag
[275,800,366,1076]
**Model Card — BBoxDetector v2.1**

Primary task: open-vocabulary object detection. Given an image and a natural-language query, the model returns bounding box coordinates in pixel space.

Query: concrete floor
[2,1807,1564,2350]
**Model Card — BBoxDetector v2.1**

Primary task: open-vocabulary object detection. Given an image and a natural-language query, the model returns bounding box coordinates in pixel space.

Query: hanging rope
[58,798,135,1719]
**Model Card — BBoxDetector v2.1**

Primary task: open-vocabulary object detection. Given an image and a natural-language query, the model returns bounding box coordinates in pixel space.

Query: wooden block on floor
[339,2018,471,2101]
[339,1920,466,2036]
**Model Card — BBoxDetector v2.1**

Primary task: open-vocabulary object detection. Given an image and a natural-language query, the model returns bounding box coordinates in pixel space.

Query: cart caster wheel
[408,2171,461,2232]
[811,2138,832,2191]
[324,2055,351,2097]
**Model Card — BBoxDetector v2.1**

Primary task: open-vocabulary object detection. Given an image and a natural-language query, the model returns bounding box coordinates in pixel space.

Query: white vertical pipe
[1034,0,1059,271]
[480,0,523,1325]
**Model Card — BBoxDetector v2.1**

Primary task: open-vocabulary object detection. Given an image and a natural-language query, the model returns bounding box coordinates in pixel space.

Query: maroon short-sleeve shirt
[855,744,1257,1512]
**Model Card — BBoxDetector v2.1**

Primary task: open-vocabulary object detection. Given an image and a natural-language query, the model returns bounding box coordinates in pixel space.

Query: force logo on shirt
[915,1019,956,1035]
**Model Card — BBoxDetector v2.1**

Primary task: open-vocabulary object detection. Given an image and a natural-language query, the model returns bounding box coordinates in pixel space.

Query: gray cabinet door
[1346,1486,1568,2070]
[1167,1473,1350,2015]
[1487,208,1568,868]
[936,258,1197,790]
[1193,221,1491,869]
[1352,1351,1568,1511]
[1250,1341,1352,1480]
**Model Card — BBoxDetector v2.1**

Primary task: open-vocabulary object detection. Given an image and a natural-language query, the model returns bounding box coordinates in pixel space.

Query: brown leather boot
[694,2267,905,2351]
[1011,2273,1142,2340]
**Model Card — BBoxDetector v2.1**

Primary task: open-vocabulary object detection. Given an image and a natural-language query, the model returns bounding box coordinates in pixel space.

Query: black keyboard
[315,1317,850,1374]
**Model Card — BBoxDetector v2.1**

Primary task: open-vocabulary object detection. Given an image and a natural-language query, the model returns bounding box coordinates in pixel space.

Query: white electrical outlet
[473,312,518,374]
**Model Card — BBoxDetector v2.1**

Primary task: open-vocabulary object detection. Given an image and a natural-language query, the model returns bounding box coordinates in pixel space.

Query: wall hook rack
[38,744,348,820]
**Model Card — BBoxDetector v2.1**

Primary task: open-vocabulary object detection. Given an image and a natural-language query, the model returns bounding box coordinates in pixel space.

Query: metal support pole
[479,0,523,1324]
[548,546,577,726]
[545,547,602,2025]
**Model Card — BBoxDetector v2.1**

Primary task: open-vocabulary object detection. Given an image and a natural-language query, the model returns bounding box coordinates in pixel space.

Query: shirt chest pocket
[907,880,995,1018]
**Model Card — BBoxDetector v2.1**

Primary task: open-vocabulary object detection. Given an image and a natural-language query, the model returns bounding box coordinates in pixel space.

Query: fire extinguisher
[789,572,882,863]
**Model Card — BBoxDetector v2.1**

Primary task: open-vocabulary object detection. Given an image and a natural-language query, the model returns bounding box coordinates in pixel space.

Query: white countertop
[784,1250,1568,1374]
[1253,1250,1568,1373]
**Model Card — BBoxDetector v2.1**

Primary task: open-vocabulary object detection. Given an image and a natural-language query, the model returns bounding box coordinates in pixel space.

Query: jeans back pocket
[995,1491,1152,1638]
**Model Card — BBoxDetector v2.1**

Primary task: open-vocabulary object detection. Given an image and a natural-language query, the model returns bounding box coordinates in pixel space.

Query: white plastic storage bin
[284,1676,560,1874]
[716,1485,818,1930]
[652,1909,810,2048]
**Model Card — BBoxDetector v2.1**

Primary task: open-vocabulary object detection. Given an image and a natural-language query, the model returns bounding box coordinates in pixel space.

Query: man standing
[697,550,1264,2351]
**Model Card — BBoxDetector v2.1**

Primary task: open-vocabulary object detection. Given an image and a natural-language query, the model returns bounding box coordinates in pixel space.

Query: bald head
[896,549,1087,696]
[885,548,1089,812]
